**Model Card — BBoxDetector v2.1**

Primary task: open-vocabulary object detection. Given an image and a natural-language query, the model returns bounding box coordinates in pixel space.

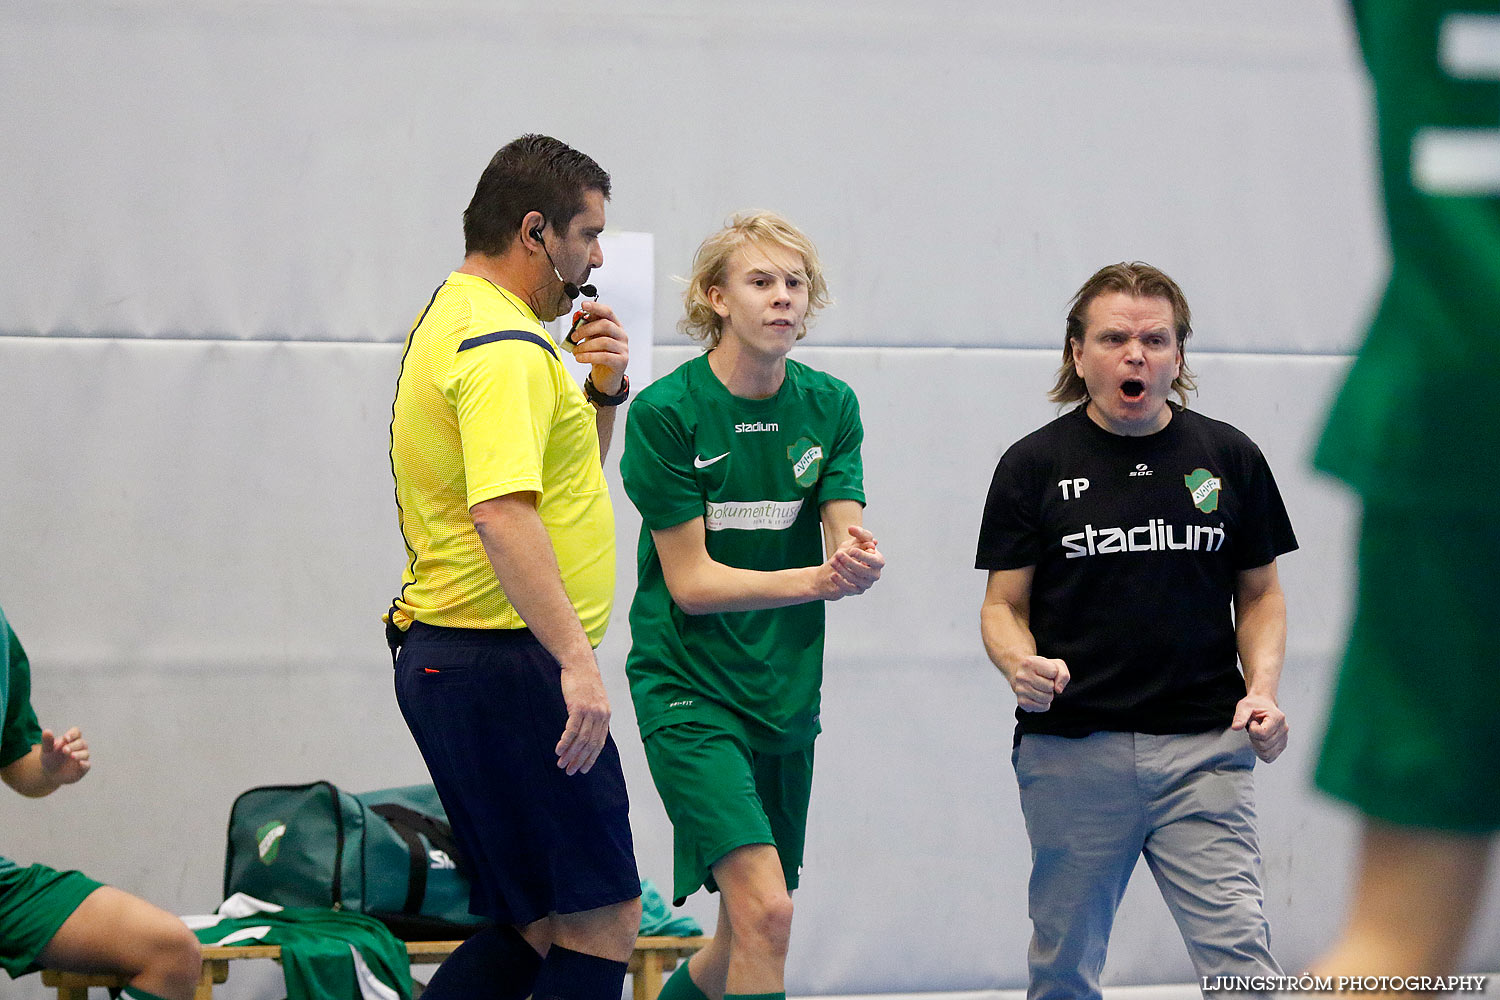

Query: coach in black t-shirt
[976,262,1297,1000]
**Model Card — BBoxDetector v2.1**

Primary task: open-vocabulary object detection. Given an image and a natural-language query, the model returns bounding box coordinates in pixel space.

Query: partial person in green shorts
[1,604,201,999]
[1309,2,1500,989]
[621,212,885,1000]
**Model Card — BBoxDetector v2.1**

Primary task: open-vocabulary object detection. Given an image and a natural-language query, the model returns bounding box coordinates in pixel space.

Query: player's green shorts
[0,856,103,977]
[642,721,814,906]
[1316,504,1500,833]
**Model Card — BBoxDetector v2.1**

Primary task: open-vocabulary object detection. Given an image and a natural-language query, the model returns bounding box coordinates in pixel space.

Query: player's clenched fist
[1010,655,1070,712]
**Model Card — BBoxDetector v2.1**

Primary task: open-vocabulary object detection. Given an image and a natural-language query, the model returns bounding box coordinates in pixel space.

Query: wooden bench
[40,935,709,1000]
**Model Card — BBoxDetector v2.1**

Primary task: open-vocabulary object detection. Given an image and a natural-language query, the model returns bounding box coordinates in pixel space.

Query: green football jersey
[1316,1,1500,506]
[622,354,866,752]
[1,607,42,770]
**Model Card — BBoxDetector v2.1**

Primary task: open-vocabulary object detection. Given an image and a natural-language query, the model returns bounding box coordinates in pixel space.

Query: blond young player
[621,213,884,1000]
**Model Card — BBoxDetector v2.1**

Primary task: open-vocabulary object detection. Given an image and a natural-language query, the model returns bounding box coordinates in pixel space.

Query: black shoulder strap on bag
[370,803,466,916]
[323,781,347,909]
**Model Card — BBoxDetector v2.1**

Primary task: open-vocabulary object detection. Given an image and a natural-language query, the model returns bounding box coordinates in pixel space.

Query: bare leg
[709,844,793,996]
[550,896,643,962]
[520,914,555,956]
[525,896,643,1000]
[1309,821,1493,995]
[683,895,734,1000]
[39,886,201,1000]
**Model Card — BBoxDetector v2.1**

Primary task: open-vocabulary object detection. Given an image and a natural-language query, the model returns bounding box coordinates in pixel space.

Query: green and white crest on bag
[1184,468,1222,513]
[257,820,287,865]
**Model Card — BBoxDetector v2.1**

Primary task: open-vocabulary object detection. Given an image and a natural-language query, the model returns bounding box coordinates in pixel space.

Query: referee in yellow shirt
[386,134,640,1000]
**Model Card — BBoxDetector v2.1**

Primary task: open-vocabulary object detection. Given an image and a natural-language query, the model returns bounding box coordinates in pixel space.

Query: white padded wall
[2,1,1380,351]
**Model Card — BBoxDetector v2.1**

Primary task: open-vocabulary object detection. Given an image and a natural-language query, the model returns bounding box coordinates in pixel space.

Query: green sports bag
[223,781,485,940]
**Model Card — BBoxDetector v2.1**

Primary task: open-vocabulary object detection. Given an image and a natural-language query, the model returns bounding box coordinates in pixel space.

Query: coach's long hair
[1049,261,1198,407]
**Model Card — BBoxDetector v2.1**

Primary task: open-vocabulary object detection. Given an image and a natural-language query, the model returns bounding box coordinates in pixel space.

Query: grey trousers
[1012,727,1280,1000]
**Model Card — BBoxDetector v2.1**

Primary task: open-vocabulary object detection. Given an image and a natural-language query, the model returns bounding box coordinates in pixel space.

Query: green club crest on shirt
[256,820,288,865]
[1184,468,1223,513]
[788,437,824,488]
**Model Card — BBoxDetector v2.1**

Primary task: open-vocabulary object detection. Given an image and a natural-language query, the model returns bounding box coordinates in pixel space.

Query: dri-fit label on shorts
[704,499,803,531]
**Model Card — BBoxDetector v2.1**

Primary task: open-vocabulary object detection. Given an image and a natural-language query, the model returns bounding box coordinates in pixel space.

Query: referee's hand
[556,659,611,775]
[569,300,629,392]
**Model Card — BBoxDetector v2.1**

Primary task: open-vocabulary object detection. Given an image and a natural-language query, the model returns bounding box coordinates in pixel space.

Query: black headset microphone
[527,221,629,406]
[529,224,597,300]
[530,222,598,352]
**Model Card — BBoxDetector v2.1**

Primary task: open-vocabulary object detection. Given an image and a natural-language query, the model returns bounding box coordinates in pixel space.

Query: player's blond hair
[679,211,831,348]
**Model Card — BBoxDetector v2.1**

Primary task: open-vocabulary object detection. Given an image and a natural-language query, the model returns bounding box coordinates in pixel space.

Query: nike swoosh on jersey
[693,451,730,469]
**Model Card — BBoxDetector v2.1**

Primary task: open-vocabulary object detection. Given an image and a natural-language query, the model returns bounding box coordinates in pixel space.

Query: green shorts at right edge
[0,856,104,977]
[642,721,814,906]
[1316,504,1500,833]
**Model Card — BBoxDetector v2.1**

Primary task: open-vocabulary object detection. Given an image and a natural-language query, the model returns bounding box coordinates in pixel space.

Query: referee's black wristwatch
[583,373,630,407]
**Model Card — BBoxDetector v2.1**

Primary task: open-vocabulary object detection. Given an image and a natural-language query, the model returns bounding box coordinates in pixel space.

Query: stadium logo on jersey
[1184,468,1222,513]
[705,499,803,531]
[736,421,779,433]
[1062,520,1225,559]
[256,821,287,865]
[789,437,823,487]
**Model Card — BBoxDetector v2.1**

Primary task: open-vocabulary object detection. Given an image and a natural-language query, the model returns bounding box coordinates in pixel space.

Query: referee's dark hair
[463,134,611,257]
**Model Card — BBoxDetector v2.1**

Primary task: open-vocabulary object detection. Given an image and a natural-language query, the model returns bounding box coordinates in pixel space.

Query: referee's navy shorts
[394,622,639,926]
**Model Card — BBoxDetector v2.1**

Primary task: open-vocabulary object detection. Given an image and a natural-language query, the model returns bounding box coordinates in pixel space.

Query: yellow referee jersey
[389,272,614,644]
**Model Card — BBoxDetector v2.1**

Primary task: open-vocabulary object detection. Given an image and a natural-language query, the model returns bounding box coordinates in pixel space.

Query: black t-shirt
[976,404,1298,742]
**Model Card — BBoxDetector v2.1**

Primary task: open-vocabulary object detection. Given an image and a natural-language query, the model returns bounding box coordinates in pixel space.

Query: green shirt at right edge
[1316,1,1500,507]
[621,354,866,753]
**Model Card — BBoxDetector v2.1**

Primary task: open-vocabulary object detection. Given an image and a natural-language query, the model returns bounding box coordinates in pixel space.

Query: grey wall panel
[0,336,406,670]
[3,336,1494,1000]
[2,1,1381,353]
